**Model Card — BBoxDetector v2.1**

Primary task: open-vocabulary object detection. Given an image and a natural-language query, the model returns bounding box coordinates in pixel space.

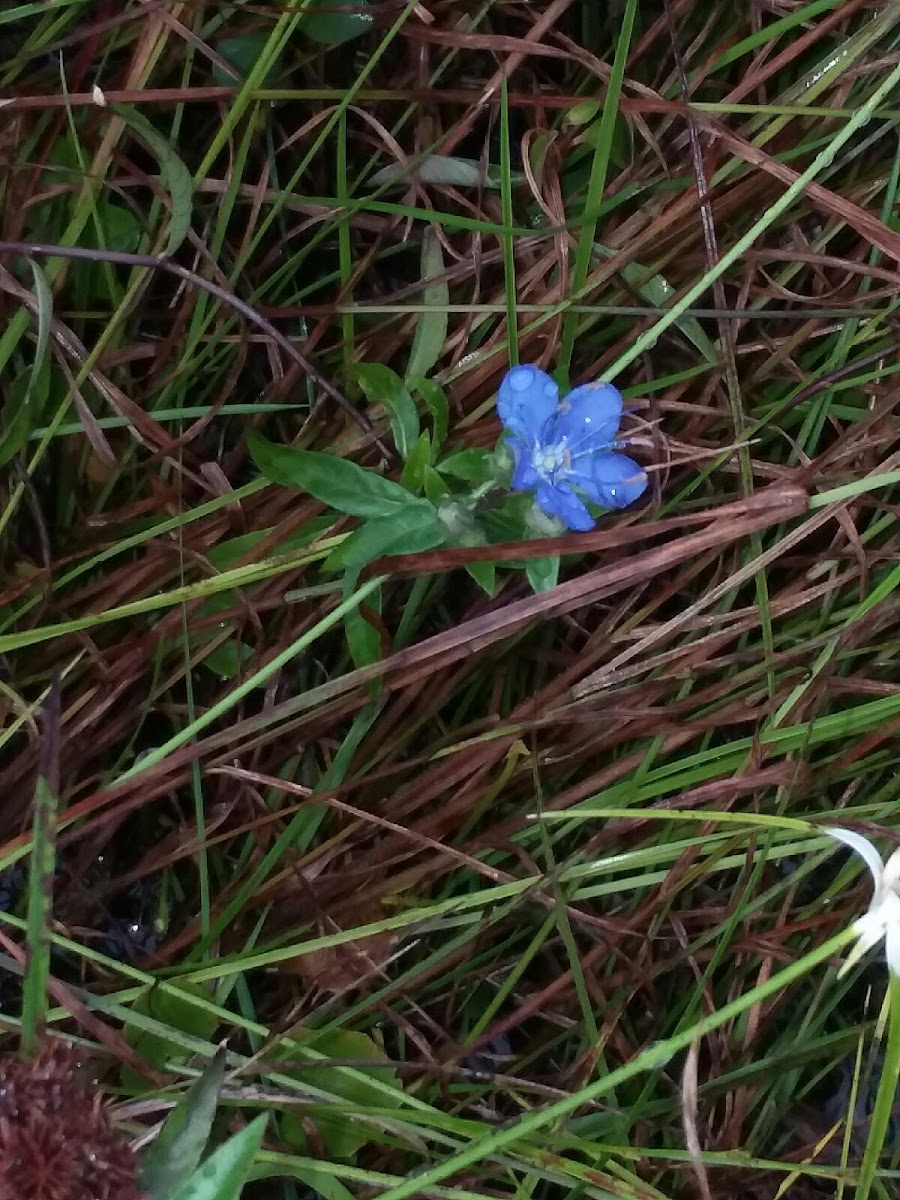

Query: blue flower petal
[550,381,622,454]
[584,452,647,509]
[535,481,595,532]
[497,365,559,444]
[509,438,539,490]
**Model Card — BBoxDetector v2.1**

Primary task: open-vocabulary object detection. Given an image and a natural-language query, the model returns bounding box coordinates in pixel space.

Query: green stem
[856,973,900,1200]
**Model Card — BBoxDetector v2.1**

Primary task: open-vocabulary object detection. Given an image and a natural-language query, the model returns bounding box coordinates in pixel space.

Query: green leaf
[202,639,254,679]
[170,1114,267,1200]
[438,447,493,483]
[466,561,496,595]
[564,99,601,125]
[108,103,193,256]
[422,465,450,503]
[0,356,52,467]
[82,201,143,253]
[141,1049,227,1200]
[354,363,419,459]
[410,375,448,453]
[26,257,52,395]
[526,555,560,593]
[301,1,373,46]
[21,685,60,1057]
[325,503,444,571]
[213,34,283,86]
[250,1161,355,1200]
[343,569,381,671]
[596,246,718,365]
[122,983,219,1092]
[247,430,414,518]
[405,229,448,382]
[279,1029,400,1158]
[399,430,432,493]
[205,521,333,570]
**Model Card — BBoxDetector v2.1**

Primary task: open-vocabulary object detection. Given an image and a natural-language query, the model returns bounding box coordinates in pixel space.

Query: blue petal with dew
[497,365,558,443]
[497,365,647,530]
[551,382,622,453]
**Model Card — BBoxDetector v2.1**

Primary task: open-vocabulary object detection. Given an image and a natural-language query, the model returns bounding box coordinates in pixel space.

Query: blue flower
[497,364,647,532]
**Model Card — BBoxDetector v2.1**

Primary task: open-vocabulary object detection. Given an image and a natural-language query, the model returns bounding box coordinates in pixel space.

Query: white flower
[826,827,900,976]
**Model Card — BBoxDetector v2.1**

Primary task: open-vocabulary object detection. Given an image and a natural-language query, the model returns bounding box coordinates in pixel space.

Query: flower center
[532,440,569,480]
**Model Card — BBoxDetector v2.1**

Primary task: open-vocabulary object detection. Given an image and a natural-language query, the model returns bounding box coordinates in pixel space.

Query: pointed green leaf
[354,363,419,460]
[526,555,560,593]
[301,1,373,46]
[399,430,432,493]
[213,34,283,86]
[0,357,52,467]
[247,430,414,518]
[108,103,193,255]
[278,1029,400,1158]
[141,1049,227,1200]
[325,504,444,572]
[343,569,381,671]
[466,561,496,595]
[410,376,448,453]
[406,230,448,381]
[169,1114,267,1200]
[596,245,718,365]
[422,465,450,503]
[438,448,493,483]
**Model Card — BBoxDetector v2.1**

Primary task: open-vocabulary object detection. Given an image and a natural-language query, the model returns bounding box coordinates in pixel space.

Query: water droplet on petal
[508,366,536,392]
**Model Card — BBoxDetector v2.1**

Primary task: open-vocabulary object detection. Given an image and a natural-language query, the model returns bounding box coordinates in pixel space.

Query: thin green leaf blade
[108,102,193,255]
[21,681,60,1057]
[406,229,448,382]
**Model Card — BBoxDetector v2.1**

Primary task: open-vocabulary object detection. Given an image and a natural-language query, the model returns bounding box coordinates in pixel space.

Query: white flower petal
[886,925,900,977]
[852,908,888,952]
[824,827,884,889]
[882,846,900,891]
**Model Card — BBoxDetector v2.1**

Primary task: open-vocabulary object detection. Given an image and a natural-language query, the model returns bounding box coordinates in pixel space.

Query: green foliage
[7,6,900,1200]
[525,556,560,593]
[141,1050,227,1200]
[168,1115,267,1200]
[436,448,494,484]
[353,362,420,459]
[410,376,449,452]
[300,1,373,46]
[247,431,417,519]
[107,103,193,255]
[0,357,52,467]
[20,687,59,1058]
[122,985,219,1092]
[277,1028,401,1158]
[399,430,433,493]
[405,230,448,381]
[213,34,285,86]
[325,503,444,571]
